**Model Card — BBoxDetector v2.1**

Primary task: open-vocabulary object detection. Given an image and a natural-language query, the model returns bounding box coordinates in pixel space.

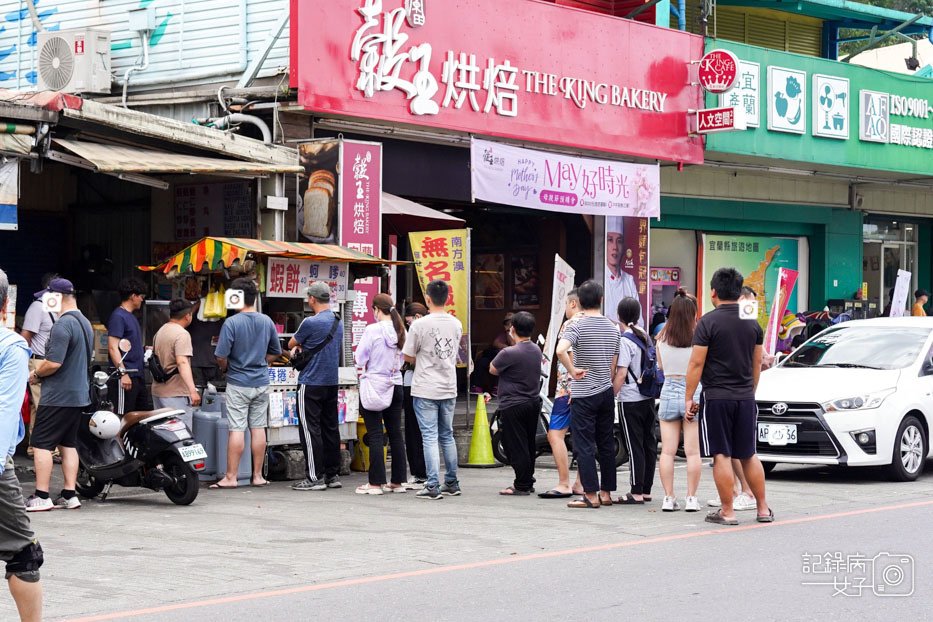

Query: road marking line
[68,498,933,621]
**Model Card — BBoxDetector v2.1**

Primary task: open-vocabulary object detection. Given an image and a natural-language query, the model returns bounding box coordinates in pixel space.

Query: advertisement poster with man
[605,216,649,327]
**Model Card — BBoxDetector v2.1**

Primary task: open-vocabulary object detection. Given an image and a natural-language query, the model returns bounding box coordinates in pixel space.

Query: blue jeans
[413,397,458,488]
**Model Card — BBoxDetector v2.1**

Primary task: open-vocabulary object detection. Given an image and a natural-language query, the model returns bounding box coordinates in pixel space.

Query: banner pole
[465,227,473,427]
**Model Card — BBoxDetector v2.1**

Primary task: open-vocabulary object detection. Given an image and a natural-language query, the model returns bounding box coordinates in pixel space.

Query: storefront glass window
[862,219,919,315]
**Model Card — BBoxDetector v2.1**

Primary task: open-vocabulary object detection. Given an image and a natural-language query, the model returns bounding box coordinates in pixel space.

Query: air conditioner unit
[37,29,112,94]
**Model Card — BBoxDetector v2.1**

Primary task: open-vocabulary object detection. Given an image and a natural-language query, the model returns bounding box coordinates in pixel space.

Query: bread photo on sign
[302,169,337,239]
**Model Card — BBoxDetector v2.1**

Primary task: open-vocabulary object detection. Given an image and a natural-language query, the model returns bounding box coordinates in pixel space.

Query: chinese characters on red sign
[266,258,348,312]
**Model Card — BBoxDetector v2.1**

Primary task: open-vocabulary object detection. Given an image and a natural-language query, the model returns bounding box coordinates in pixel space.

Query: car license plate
[758,423,797,446]
[178,444,207,462]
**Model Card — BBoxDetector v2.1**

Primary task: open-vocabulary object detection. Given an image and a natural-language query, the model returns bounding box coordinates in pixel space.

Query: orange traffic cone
[463,393,500,468]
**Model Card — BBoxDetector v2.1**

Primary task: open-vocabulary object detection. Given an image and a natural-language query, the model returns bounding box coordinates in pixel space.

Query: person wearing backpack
[655,289,701,512]
[354,294,407,496]
[151,299,201,427]
[612,297,658,505]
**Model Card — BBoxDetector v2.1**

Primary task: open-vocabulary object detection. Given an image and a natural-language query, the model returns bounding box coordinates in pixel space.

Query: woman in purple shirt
[354,294,408,495]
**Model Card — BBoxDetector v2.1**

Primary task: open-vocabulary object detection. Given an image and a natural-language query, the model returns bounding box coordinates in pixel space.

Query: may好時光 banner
[700,234,801,328]
[471,139,660,218]
[409,229,470,366]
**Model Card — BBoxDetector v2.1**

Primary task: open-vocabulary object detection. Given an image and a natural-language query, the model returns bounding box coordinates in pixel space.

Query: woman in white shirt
[655,289,701,512]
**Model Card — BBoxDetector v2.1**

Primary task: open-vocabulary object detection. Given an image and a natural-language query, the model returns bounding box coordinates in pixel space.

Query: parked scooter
[75,339,207,505]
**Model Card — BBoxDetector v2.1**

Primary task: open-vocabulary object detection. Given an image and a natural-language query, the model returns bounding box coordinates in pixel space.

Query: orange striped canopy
[139,237,395,275]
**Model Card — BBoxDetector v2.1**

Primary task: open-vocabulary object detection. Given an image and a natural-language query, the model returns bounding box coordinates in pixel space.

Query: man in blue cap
[26,277,93,512]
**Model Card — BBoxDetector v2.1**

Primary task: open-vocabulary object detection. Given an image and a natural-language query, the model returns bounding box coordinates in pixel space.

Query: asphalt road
[5,459,931,621]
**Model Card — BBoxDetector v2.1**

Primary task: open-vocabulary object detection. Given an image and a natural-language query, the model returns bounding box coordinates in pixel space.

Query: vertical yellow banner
[409,229,470,365]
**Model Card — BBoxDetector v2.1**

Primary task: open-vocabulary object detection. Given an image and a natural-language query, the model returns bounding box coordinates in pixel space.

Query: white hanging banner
[471,138,660,218]
[0,159,19,231]
[889,269,912,317]
[540,254,575,397]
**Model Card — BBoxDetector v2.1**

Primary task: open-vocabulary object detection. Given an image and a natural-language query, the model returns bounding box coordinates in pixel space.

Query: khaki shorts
[225,385,269,431]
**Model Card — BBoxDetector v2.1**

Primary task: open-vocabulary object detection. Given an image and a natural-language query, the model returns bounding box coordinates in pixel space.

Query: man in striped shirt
[556,280,620,509]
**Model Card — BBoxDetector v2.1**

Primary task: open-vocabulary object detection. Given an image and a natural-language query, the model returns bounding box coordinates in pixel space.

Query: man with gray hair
[0,268,45,620]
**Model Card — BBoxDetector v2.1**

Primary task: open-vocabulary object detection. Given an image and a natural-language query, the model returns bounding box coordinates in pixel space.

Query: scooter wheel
[76,463,105,499]
[161,453,199,505]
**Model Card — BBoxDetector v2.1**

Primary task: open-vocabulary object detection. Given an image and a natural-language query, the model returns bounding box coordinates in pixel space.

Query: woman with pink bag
[354,294,408,495]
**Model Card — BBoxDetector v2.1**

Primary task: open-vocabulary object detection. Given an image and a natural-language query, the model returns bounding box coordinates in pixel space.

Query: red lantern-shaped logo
[698,49,739,94]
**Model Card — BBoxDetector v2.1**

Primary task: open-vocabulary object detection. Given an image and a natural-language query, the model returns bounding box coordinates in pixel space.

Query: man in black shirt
[685,268,773,526]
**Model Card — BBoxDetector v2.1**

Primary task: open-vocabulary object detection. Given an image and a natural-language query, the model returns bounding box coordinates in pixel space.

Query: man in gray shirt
[20,273,58,457]
[402,280,463,500]
[26,278,93,512]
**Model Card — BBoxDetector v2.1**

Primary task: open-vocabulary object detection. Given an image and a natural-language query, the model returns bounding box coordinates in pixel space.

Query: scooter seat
[120,408,179,435]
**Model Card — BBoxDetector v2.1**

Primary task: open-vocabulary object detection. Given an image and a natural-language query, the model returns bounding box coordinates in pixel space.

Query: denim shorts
[657,377,700,422]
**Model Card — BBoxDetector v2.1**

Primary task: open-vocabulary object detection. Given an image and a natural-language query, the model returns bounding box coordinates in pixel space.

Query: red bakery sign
[291,0,704,165]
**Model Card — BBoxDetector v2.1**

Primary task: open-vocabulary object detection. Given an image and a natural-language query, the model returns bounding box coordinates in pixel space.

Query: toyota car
[756,318,933,481]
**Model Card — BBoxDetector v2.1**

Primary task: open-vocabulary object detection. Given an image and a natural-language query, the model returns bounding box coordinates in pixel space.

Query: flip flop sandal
[705,509,739,525]
[642,495,653,502]
[209,482,237,490]
[499,487,531,496]
[614,493,645,505]
[251,481,270,488]
[567,496,600,509]
[537,489,573,499]
[598,496,614,506]
[757,509,775,523]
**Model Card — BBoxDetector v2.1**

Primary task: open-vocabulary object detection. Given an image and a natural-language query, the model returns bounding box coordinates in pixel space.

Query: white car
[756,317,933,481]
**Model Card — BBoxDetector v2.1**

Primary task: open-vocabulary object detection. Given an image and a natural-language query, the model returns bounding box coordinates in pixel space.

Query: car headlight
[822,388,895,412]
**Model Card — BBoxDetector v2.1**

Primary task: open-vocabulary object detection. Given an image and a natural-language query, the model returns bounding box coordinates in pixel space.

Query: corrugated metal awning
[52,139,302,175]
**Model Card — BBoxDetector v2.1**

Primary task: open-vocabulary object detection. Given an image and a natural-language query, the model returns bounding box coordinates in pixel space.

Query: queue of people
[7,262,777,529]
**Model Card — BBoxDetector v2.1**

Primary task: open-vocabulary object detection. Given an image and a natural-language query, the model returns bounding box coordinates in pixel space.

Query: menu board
[174,182,253,241]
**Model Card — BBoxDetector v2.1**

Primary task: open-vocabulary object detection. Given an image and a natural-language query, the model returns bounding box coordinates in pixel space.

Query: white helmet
[89,411,121,440]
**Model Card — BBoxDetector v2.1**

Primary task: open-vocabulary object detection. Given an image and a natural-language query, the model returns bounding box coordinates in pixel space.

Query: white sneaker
[707,496,722,507]
[402,479,425,491]
[53,495,81,510]
[733,492,757,511]
[685,496,700,512]
[354,484,384,495]
[661,496,681,512]
[382,484,407,494]
[25,495,53,512]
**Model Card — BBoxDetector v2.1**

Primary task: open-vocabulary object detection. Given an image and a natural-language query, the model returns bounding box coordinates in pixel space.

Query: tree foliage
[851,0,933,16]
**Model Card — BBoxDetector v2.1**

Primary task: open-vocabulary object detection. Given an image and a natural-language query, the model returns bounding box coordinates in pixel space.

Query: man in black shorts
[685,268,772,525]
[27,278,93,513]
[0,268,44,620]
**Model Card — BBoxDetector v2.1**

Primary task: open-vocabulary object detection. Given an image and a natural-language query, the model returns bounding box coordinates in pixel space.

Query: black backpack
[622,332,664,399]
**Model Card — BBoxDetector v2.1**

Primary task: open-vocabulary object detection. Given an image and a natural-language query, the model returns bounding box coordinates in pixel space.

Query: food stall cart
[139,236,401,467]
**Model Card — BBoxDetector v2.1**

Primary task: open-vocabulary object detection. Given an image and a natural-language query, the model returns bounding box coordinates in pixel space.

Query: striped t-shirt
[562,315,620,398]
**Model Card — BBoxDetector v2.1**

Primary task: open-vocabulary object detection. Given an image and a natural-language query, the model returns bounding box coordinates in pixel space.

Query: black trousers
[498,399,541,492]
[403,385,427,480]
[569,388,617,494]
[619,399,658,495]
[108,375,152,415]
[361,386,406,486]
[297,385,340,481]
